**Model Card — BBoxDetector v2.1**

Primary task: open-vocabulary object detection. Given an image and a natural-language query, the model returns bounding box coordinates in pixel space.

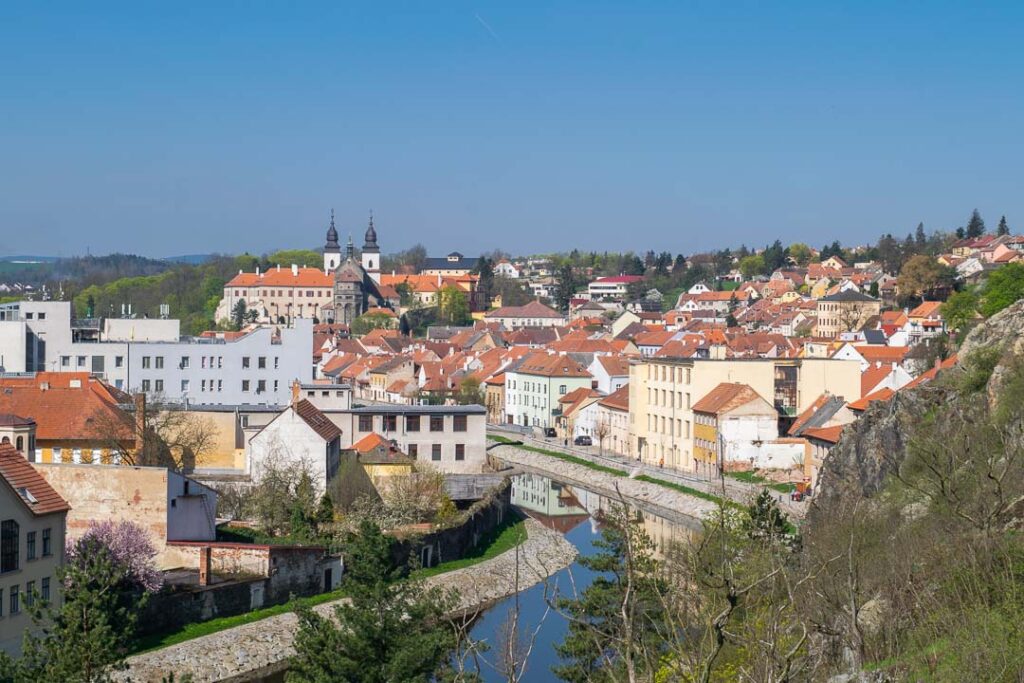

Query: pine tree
[915,222,927,249]
[288,520,455,683]
[315,493,335,530]
[965,209,986,238]
[997,215,1010,236]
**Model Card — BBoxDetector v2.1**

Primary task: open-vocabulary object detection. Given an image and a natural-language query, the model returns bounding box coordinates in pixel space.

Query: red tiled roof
[847,387,895,411]
[486,300,564,320]
[0,373,135,443]
[0,444,71,516]
[226,267,333,288]
[599,384,629,411]
[293,400,341,441]
[692,383,770,415]
[802,425,845,443]
[515,352,591,378]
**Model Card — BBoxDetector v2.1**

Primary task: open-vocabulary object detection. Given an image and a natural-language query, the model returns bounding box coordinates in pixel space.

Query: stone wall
[393,476,512,568]
[138,578,263,637]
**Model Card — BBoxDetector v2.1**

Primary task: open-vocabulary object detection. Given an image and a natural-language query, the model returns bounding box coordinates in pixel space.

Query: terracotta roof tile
[293,400,341,441]
[0,444,71,516]
[692,383,770,415]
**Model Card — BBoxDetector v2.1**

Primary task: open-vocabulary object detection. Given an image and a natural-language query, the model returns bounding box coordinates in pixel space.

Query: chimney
[256,266,261,276]
[292,264,299,276]
[198,546,212,586]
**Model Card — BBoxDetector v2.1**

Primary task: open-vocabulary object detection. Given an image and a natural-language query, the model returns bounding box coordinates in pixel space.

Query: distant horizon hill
[0,253,217,264]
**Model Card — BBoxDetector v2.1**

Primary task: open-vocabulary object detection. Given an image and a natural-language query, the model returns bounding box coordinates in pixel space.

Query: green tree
[352,311,396,336]
[788,242,812,266]
[738,254,766,279]
[942,289,980,333]
[554,263,579,311]
[287,520,455,683]
[898,254,954,303]
[762,240,788,272]
[997,215,1010,236]
[554,506,668,683]
[438,285,471,325]
[315,493,335,530]
[454,376,484,405]
[966,208,986,238]
[915,222,927,250]
[231,299,247,330]
[981,262,1024,317]
[473,256,495,306]
[395,282,415,308]
[1,538,146,682]
[267,249,322,267]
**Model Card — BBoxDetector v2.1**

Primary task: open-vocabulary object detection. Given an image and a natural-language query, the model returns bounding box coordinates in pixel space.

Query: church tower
[361,211,381,284]
[323,209,341,272]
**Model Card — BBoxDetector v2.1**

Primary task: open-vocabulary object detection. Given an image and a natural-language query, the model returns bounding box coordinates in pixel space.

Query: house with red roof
[246,399,342,494]
[0,442,71,656]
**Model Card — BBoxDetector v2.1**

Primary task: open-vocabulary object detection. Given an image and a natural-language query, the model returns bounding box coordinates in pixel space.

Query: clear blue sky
[1,1,1021,258]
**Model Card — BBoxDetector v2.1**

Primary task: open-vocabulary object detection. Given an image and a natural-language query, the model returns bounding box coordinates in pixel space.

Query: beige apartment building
[628,357,860,472]
[815,290,881,338]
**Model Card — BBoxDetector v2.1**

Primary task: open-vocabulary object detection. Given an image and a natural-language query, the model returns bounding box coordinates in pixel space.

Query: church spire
[346,234,354,260]
[324,208,340,251]
[363,210,379,252]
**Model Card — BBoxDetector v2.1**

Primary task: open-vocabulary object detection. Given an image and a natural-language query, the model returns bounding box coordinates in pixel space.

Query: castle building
[218,212,396,327]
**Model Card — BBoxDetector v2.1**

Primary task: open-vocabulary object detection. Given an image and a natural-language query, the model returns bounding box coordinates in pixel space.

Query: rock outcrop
[808,298,1024,527]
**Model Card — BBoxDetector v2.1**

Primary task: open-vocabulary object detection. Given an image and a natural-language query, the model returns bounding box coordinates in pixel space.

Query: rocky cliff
[807,298,1024,527]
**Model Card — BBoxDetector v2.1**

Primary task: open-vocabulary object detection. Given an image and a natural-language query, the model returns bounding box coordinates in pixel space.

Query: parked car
[574,435,593,446]
[543,427,558,438]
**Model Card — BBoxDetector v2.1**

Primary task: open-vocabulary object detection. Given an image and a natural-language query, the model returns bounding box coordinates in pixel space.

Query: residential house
[0,443,70,656]
[504,353,593,429]
[484,301,567,329]
[692,383,780,475]
[587,355,630,394]
[246,399,342,494]
[816,290,881,338]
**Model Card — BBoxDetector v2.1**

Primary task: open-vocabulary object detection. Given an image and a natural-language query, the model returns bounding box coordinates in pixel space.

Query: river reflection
[460,472,701,682]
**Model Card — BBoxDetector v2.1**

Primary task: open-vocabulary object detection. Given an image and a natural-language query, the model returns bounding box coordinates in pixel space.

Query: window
[258,356,266,369]
[406,415,421,432]
[26,531,36,561]
[453,415,467,432]
[115,355,124,368]
[201,380,207,392]
[0,588,3,616]
[41,577,49,602]
[559,384,567,395]
[142,379,151,392]
[42,528,51,556]
[455,444,465,461]
[9,586,18,615]
[154,379,164,393]
[155,356,164,369]
[60,356,70,367]
[256,379,266,393]
[1,520,19,573]
[358,415,373,432]
[218,356,223,369]
[24,312,33,319]
[242,380,251,392]
[217,379,223,392]
[383,415,397,432]
[25,581,33,608]
[142,356,151,369]
[430,416,444,432]
[52,447,62,463]
[181,379,190,393]
[242,356,251,369]
[77,355,86,368]
[408,444,418,459]
[431,444,442,461]
[37,312,45,320]
[273,380,278,393]
[180,356,190,369]
[274,357,280,369]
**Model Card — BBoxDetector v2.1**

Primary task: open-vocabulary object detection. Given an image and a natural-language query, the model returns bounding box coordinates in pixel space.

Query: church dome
[363,213,380,252]
[324,209,340,251]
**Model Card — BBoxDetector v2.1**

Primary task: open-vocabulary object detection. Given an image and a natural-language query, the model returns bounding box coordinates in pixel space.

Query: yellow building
[350,433,415,487]
[628,357,860,473]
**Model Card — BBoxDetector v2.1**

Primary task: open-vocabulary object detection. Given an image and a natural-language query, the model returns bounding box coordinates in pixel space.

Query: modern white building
[587,276,644,301]
[0,301,313,405]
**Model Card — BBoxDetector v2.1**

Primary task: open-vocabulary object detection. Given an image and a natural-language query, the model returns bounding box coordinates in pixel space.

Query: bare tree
[91,393,218,471]
[593,419,612,455]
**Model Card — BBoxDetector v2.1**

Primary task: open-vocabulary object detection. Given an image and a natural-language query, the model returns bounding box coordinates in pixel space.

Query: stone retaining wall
[120,518,577,682]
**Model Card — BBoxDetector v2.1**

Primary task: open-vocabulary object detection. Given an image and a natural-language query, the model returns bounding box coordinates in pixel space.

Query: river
[250,471,700,683]
[459,471,701,683]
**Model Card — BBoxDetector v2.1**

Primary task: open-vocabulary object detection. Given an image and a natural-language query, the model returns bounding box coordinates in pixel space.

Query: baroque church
[323,212,390,326]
